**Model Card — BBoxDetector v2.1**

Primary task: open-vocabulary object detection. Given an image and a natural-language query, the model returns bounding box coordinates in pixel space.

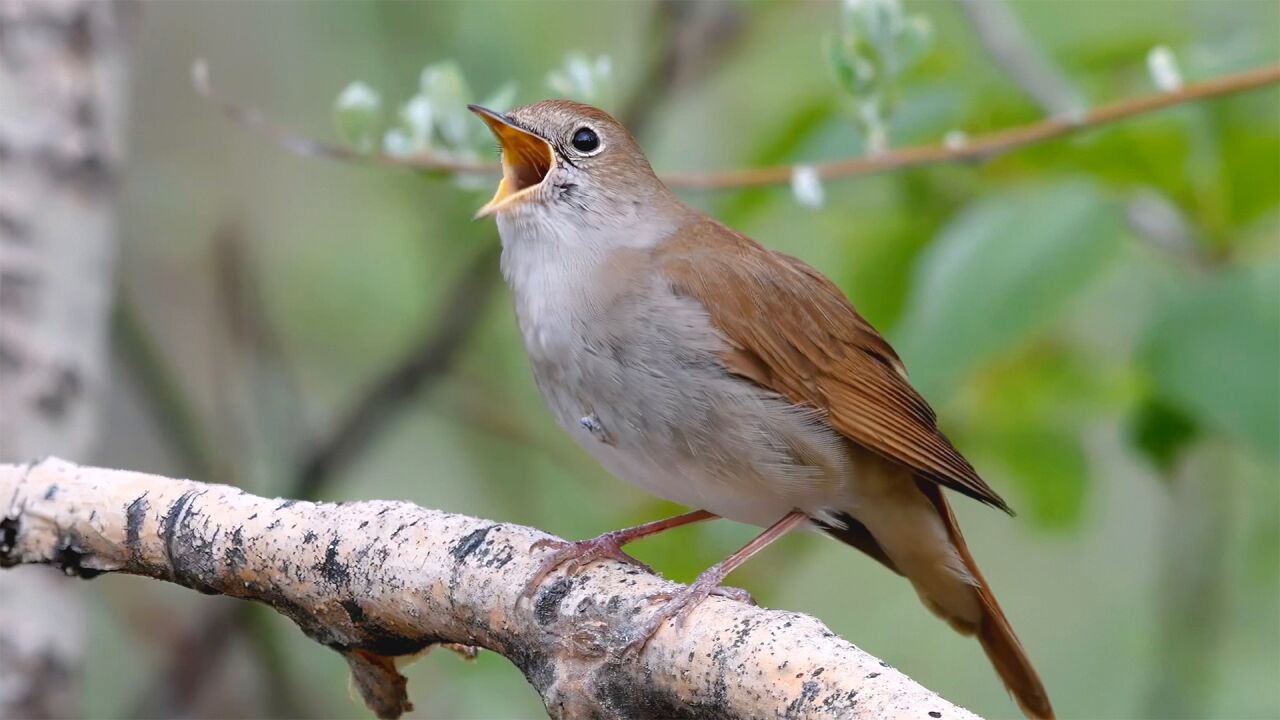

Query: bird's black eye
[571,127,599,153]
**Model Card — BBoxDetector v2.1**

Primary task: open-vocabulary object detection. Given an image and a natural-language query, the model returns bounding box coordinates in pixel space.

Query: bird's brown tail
[918,482,1055,720]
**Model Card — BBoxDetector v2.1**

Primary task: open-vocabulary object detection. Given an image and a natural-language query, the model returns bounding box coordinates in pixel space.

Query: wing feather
[657,217,1012,514]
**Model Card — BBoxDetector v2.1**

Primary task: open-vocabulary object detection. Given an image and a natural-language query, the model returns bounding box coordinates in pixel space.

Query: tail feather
[822,448,1054,719]
[917,481,1055,720]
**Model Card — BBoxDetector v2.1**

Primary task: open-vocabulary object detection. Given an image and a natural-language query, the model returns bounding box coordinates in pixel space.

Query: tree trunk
[0,1,132,716]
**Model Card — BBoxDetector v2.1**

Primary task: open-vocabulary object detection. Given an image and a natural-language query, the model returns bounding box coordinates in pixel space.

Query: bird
[468,99,1054,719]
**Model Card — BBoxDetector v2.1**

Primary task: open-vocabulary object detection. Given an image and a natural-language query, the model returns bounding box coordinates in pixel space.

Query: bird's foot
[621,571,755,655]
[521,531,655,600]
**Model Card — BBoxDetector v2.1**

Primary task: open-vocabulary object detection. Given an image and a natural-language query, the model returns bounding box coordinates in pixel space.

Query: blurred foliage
[895,179,1123,398]
[828,0,934,151]
[1142,262,1280,463]
[545,52,615,108]
[90,0,1280,718]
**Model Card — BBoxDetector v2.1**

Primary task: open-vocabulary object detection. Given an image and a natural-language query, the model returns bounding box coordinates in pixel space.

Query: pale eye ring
[570,126,601,155]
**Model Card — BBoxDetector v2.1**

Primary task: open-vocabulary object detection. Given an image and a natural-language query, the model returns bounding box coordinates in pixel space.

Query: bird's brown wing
[656,217,1011,514]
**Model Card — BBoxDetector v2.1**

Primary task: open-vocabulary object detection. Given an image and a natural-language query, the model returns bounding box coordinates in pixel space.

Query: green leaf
[419,61,474,147]
[894,15,934,73]
[1130,396,1201,474]
[845,0,900,60]
[396,94,434,151]
[1142,262,1280,462]
[333,81,382,154]
[961,345,1103,530]
[894,180,1122,398]
[545,52,613,107]
[826,37,862,96]
[984,426,1088,529]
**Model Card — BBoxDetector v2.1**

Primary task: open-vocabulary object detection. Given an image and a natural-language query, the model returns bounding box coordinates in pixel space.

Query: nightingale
[469,100,1054,720]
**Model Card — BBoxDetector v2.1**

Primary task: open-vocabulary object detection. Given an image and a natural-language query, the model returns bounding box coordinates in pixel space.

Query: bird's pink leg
[521,509,717,599]
[624,511,808,655]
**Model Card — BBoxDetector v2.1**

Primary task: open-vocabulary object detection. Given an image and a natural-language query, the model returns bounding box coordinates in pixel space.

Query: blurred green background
[89,1,1277,718]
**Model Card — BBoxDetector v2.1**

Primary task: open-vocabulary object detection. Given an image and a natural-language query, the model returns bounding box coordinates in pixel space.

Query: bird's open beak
[468,105,553,219]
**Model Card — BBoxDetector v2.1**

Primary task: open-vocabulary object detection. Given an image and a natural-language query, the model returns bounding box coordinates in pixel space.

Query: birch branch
[0,458,980,720]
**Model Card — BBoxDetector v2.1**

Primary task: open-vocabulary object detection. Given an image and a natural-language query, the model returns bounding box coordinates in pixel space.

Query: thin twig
[666,63,1280,189]
[112,294,218,479]
[195,58,1280,190]
[212,223,311,471]
[293,243,500,500]
[192,59,491,175]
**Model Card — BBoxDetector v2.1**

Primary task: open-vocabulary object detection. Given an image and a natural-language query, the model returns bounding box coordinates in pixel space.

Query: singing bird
[470,100,1053,719]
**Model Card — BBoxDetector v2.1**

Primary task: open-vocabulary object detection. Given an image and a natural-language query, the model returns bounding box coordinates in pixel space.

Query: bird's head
[469,100,673,229]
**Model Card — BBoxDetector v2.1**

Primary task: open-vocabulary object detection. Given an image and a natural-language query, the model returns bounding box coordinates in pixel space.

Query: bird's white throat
[495,204,678,356]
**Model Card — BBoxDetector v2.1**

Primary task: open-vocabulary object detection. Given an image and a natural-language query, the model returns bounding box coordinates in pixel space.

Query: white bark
[0,1,131,716]
[0,459,981,720]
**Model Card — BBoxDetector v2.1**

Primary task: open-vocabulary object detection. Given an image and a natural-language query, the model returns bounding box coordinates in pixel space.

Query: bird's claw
[709,585,755,605]
[521,534,654,601]
[621,579,754,656]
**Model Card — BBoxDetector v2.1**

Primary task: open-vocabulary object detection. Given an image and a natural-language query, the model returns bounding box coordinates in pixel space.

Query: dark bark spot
[533,577,572,626]
[341,598,365,623]
[820,690,858,713]
[160,490,197,571]
[224,526,246,571]
[593,660,734,720]
[450,525,494,563]
[53,536,102,579]
[43,485,58,500]
[356,630,435,659]
[866,671,880,679]
[34,365,82,420]
[326,623,438,659]
[929,712,943,718]
[316,538,349,585]
[43,148,113,192]
[482,540,514,569]
[66,7,93,56]
[783,680,822,718]
[731,617,755,649]
[278,499,298,509]
[390,519,419,540]
[0,516,19,563]
[125,492,149,563]
[159,490,220,594]
[302,530,317,545]
[508,644,555,697]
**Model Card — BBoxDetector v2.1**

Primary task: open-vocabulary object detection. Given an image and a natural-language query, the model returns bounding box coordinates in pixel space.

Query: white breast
[494,210,854,528]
